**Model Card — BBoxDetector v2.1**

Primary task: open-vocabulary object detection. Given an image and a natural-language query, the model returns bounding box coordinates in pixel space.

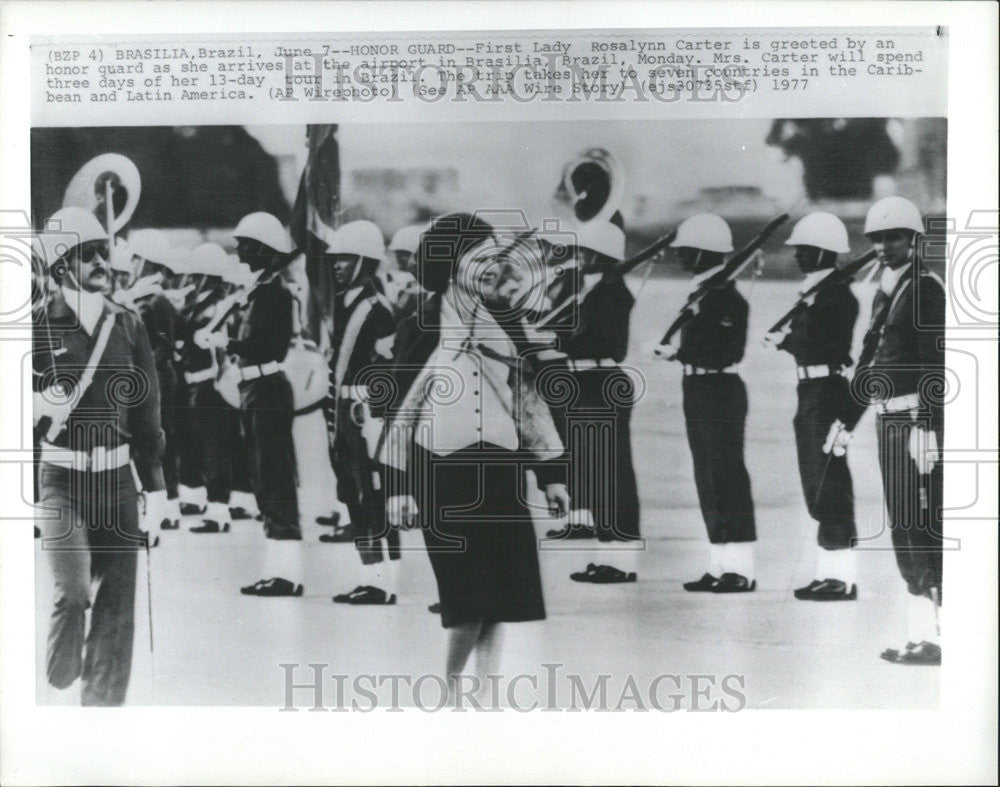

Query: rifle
[658,213,789,346]
[766,249,878,335]
[534,228,677,329]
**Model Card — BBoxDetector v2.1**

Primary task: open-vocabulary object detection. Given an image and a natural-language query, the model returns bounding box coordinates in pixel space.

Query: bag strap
[76,311,117,399]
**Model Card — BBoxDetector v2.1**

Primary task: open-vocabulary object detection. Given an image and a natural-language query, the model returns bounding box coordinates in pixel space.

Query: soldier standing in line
[127,230,188,534]
[543,214,642,584]
[385,223,425,320]
[179,243,240,535]
[655,214,757,593]
[34,207,166,705]
[323,221,400,605]
[198,212,304,597]
[826,196,945,665]
[764,213,860,601]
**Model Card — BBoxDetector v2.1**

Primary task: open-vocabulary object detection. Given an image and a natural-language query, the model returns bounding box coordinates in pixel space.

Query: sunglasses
[77,242,110,264]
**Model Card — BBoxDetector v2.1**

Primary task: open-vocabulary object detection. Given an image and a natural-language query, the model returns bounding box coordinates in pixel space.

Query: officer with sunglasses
[34,207,167,705]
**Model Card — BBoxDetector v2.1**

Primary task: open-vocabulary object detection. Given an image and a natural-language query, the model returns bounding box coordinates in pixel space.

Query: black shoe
[318,523,356,543]
[794,578,857,601]
[190,520,230,534]
[159,517,180,531]
[229,506,255,520]
[316,512,342,527]
[883,640,941,665]
[179,502,206,517]
[569,563,637,584]
[240,577,303,597]
[682,573,719,592]
[711,572,756,593]
[332,585,397,605]
[546,523,597,540]
[428,602,441,614]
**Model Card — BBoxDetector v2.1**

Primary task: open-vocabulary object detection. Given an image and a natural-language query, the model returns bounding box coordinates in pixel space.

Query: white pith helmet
[670,213,734,254]
[785,212,850,254]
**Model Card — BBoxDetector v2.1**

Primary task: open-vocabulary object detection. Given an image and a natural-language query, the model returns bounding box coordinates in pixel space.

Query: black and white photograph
[1,3,997,785]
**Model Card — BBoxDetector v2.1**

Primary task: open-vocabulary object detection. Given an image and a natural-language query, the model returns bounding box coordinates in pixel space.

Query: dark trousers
[876,411,944,599]
[188,380,239,505]
[542,365,640,541]
[37,463,140,706]
[174,376,202,492]
[793,376,856,549]
[231,418,255,495]
[682,374,756,543]
[240,373,300,539]
[159,366,180,500]
[332,400,399,564]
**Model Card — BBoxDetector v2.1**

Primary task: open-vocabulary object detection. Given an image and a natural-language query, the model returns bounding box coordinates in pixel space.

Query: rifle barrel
[659,213,790,345]
[766,249,878,334]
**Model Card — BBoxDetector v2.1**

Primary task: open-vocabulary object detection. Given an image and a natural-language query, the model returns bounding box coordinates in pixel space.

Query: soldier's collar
[691,263,726,288]
[343,285,364,308]
[60,285,106,335]
[879,263,909,295]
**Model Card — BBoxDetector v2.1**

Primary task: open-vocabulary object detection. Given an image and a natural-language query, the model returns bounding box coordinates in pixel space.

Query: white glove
[387,495,418,528]
[544,483,570,519]
[194,328,228,350]
[522,326,557,347]
[652,342,678,362]
[823,419,852,457]
[142,489,168,533]
[762,330,787,350]
[908,427,939,475]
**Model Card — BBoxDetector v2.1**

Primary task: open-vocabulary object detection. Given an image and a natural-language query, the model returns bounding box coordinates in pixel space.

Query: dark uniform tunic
[326,281,396,563]
[138,293,180,501]
[229,276,299,539]
[677,281,756,544]
[175,284,241,508]
[776,280,859,548]
[544,272,640,541]
[34,293,165,705]
[843,264,945,599]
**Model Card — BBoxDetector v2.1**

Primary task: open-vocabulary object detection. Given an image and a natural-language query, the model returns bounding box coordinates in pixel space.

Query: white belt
[39,441,131,473]
[238,361,283,381]
[876,392,922,414]
[683,364,739,376]
[567,358,619,372]
[339,385,368,401]
[184,367,216,384]
[796,364,843,381]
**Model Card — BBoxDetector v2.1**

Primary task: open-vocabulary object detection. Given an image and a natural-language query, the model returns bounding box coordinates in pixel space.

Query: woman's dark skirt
[416,444,546,629]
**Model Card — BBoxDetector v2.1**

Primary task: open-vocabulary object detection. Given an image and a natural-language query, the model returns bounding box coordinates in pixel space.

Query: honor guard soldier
[657,214,757,593]
[549,214,642,585]
[385,223,425,320]
[765,213,860,600]
[323,221,400,605]
[198,212,304,597]
[34,207,167,705]
[128,229,188,533]
[827,197,945,664]
[178,243,241,534]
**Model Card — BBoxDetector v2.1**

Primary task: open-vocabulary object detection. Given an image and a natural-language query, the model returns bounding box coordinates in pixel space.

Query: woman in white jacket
[383,213,570,701]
